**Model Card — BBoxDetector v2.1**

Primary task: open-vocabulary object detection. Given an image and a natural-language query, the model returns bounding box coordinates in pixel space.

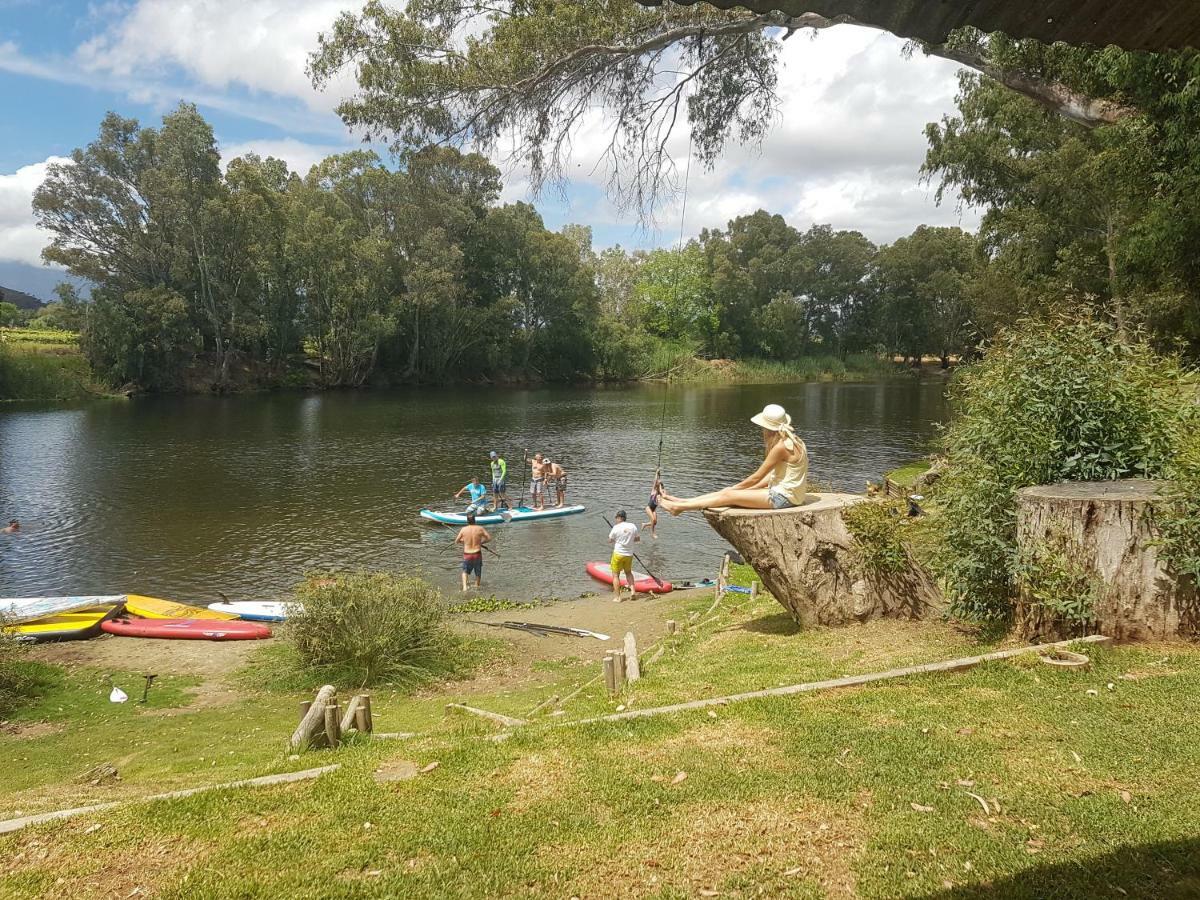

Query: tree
[630,243,713,343]
[82,286,199,390]
[0,302,20,327]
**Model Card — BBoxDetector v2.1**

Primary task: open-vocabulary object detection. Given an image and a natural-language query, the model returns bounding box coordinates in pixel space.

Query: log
[362,694,374,733]
[1015,480,1199,641]
[324,702,341,748]
[355,705,370,734]
[704,493,945,627]
[339,695,363,734]
[289,685,336,752]
[446,703,526,728]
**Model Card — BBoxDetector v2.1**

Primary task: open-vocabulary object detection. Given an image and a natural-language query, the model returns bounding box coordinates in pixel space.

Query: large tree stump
[1015,480,1199,641]
[703,493,945,627]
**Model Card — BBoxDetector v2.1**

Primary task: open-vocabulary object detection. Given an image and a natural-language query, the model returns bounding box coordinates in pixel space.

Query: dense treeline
[28,105,988,392]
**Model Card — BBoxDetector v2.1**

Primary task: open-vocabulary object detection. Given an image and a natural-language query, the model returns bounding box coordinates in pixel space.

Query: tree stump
[1015,480,1199,641]
[703,493,945,627]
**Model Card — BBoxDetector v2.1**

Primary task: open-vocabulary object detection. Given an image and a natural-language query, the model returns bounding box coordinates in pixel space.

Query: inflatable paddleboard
[101,616,271,641]
[585,561,673,594]
[124,594,237,621]
[207,601,298,623]
[0,595,126,626]
[420,504,586,526]
[4,606,121,643]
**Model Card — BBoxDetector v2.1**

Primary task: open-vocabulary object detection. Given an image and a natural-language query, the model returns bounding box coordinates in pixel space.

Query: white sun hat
[750,403,792,431]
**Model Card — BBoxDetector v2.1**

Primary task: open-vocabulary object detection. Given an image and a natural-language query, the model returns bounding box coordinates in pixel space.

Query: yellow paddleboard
[5,605,118,642]
[124,594,237,620]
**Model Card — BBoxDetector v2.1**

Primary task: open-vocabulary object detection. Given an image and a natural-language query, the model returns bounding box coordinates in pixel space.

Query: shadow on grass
[735,612,801,637]
[923,837,1200,899]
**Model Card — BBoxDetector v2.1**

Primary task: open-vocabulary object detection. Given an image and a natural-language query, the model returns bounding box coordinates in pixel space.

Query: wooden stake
[289,685,336,752]
[624,632,641,682]
[324,701,341,749]
[612,650,627,692]
[339,695,365,734]
[666,619,678,635]
[355,705,370,734]
[750,580,759,600]
[361,694,373,733]
[603,655,617,695]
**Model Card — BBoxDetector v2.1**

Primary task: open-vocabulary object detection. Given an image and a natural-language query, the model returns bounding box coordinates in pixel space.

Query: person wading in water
[659,404,808,514]
[455,513,492,591]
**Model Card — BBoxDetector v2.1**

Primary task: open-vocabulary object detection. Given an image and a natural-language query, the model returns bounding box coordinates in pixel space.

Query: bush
[843,500,910,576]
[286,572,466,687]
[0,628,40,716]
[1159,432,1200,582]
[932,315,1196,623]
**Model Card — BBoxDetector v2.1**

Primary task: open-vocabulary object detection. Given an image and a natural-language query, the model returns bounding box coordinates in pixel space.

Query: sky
[0,0,981,301]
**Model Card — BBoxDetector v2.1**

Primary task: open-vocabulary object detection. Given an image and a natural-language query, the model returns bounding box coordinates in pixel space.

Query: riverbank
[4,572,1199,898]
[0,331,103,401]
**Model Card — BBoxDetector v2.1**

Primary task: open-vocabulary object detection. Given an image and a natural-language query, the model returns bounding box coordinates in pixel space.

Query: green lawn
[3,585,1199,899]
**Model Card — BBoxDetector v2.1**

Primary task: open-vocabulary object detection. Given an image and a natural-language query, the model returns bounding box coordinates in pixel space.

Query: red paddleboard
[585,561,672,594]
[101,616,271,641]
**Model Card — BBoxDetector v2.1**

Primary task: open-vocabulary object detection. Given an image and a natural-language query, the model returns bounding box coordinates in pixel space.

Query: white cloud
[75,0,360,112]
[0,158,69,267]
[219,138,350,177]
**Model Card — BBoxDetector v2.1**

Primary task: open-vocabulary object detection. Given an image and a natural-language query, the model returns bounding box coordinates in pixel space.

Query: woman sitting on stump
[660,404,808,515]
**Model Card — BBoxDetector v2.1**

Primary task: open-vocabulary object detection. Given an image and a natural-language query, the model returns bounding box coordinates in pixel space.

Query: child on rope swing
[659,404,809,515]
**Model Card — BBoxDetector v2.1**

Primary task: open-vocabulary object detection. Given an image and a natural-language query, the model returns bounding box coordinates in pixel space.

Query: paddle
[601,514,666,589]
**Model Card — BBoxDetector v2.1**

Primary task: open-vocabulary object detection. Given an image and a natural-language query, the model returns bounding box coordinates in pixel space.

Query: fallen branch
[557,635,1112,727]
[446,703,527,728]
[0,765,340,836]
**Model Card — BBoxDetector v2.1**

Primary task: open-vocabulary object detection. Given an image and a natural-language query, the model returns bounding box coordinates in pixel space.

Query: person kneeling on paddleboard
[456,514,493,591]
[607,510,641,602]
[455,477,491,515]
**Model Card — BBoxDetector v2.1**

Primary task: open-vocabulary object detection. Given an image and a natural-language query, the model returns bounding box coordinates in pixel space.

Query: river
[0,380,949,601]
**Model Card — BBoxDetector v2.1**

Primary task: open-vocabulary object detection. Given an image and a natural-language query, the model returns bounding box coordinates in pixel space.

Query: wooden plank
[0,765,341,836]
[445,702,526,728]
[561,635,1112,727]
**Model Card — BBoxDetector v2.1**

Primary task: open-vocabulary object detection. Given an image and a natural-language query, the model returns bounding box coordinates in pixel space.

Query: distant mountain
[0,284,45,310]
[0,261,91,306]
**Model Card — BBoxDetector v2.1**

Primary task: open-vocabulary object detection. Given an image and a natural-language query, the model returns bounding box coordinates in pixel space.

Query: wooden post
[666,619,678,635]
[361,694,373,733]
[624,632,641,682]
[750,580,759,600]
[339,695,363,734]
[289,685,336,752]
[324,701,341,749]
[298,700,312,722]
[612,650,627,692]
[603,655,618,695]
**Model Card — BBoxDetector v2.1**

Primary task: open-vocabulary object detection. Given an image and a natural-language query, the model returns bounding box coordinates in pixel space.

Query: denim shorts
[768,489,797,510]
[461,554,483,577]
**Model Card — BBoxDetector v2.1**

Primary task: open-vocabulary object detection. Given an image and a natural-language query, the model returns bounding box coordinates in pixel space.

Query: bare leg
[641,506,658,538]
[659,488,774,516]
[460,569,468,592]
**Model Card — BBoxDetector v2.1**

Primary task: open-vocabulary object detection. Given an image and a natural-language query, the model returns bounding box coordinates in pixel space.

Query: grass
[662,353,900,385]
[3,591,1199,898]
[885,459,933,489]
[0,334,101,401]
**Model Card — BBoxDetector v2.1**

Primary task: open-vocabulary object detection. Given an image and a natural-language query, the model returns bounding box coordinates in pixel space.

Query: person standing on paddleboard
[456,514,493,591]
[607,510,641,602]
[530,452,547,510]
[488,451,509,510]
[544,459,567,508]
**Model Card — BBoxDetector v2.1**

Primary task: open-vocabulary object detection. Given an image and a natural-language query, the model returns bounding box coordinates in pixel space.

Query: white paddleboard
[206,601,298,623]
[0,595,126,625]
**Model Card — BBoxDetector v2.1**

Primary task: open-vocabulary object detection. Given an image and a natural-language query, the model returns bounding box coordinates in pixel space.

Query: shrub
[0,628,39,716]
[286,571,466,688]
[843,500,910,576]
[1159,431,1200,583]
[932,315,1196,623]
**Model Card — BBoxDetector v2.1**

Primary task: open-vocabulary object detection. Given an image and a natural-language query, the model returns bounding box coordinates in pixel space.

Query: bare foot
[659,498,684,517]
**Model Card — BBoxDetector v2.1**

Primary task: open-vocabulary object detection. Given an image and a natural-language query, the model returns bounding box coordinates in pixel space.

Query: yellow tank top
[768,439,808,505]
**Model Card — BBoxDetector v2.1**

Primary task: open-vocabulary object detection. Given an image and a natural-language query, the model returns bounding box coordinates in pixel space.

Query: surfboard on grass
[0,595,126,626]
[419,504,585,526]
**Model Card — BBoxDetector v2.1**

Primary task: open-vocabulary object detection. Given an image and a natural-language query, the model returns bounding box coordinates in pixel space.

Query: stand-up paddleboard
[4,606,122,643]
[101,616,271,641]
[124,594,237,621]
[420,504,585,526]
[0,595,126,626]
[207,601,297,623]
[585,561,673,594]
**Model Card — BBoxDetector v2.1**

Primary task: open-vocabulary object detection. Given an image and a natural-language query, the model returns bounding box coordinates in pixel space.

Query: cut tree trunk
[1015,480,1199,641]
[703,493,944,627]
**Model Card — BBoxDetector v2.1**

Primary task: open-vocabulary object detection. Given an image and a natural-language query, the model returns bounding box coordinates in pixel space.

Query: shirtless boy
[455,514,493,591]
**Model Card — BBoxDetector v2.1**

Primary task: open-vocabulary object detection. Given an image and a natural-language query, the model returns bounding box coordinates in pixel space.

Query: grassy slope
[3,579,1199,898]
[0,329,99,401]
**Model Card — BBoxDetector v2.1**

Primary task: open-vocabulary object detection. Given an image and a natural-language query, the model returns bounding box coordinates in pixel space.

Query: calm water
[0,381,948,601]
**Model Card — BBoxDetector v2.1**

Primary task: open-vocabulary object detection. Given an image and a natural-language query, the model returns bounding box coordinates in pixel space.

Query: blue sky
[0,1,980,301]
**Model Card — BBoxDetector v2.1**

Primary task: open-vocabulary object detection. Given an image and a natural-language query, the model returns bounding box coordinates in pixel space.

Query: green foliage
[1159,430,1200,582]
[448,596,543,615]
[82,286,198,390]
[1014,541,1101,626]
[0,342,92,400]
[843,500,911,576]
[0,302,20,327]
[287,572,467,688]
[932,316,1195,623]
[0,630,43,716]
